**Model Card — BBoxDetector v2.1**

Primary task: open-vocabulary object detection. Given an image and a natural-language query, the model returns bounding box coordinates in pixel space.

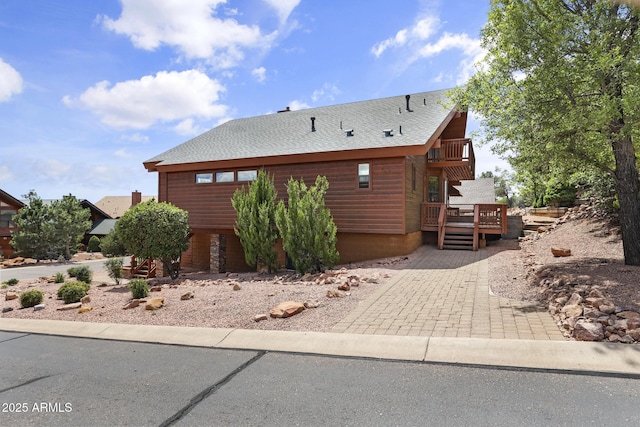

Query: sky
[0,0,507,203]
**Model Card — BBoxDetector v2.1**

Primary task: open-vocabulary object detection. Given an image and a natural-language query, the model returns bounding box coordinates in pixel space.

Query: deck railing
[427,138,474,163]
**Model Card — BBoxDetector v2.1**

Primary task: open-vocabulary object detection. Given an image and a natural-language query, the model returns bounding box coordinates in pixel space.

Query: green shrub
[54,272,65,283]
[3,278,19,286]
[20,290,44,308]
[88,235,101,253]
[104,257,124,286]
[66,265,92,283]
[99,230,127,257]
[129,278,149,299]
[57,281,90,304]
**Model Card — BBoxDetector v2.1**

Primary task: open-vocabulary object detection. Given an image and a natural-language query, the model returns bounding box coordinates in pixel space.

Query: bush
[20,289,44,308]
[88,236,101,253]
[129,278,149,299]
[67,265,93,283]
[54,272,65,283]
[57,281,90,304]
[104,257,124,285]
[3,278,18,286]
[99,230,126,257]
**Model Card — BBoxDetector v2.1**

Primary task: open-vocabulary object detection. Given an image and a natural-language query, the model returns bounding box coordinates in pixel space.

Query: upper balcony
[427,138,475,182]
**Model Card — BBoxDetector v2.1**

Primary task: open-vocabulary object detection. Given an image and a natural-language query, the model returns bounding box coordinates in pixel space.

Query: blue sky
[0,0,505,203]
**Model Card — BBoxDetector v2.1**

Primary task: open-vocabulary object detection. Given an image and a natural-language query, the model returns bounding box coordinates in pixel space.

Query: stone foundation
[210,234,227,273]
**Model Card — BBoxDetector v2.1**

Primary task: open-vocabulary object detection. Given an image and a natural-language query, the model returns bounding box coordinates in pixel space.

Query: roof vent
[311,117,316,132]
[345,129,354,137]
[383,129,393,137]
[277,106,291,113]
[405,94,413,112]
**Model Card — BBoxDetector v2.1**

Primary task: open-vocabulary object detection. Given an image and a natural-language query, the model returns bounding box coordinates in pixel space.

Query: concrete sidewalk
[332,247,563,340]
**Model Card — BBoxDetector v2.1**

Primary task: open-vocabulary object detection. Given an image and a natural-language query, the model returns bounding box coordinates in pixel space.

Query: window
[358,163,370,189]
[0,208,17,228]
[428,176,439,202]
[195,173,213,184]
[215,171,234,183]
[237,170,257,182]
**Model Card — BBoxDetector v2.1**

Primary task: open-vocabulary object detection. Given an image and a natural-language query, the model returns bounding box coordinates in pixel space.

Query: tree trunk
[612,135,640,265]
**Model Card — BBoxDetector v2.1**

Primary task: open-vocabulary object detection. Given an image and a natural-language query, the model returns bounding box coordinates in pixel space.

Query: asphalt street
[0,259,121,282]
[1,331,639,426]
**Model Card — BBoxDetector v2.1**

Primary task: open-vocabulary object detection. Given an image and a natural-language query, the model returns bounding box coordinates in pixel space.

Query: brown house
[144,88,506,273]
[0,189,25,259]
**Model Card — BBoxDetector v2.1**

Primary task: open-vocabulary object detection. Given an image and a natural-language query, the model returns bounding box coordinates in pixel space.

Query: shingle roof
[146,88,454,168]
[449,178,497,206]
[95,196,154,219]
[87,218,118,236]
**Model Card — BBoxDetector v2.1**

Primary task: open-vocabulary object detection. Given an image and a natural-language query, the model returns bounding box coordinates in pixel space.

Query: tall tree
[453,0,640,265]
[231,170,279,273]
[275,176,339,274]
[116,200,190,280]
[10,191,53,259]
[50,194,92,260]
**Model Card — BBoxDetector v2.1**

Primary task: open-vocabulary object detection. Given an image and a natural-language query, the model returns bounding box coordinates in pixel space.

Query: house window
[237,170,257,182]
[358,163,370,189]
[0,208,17,228]
[195,173,213,184]
[428,176,439,202]
[215,171,234,183]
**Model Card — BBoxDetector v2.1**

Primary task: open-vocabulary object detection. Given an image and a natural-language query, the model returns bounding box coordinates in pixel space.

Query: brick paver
[332,246,564,340]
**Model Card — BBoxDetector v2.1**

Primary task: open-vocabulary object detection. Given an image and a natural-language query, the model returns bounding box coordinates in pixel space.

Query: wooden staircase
[442,228,475,250]
[123,257,157,279]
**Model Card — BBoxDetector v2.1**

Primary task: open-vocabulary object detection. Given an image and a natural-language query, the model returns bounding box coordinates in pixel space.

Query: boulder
[2,306,13,313]
[123,299,142,310]
[599,304,616,315]
[5,292,18,301]
[180,291,195,300]
[145,297,165,310]
[337,283,350,291]
[574,320,604,341]
[57,302,82,311]
[33,304,46,311]
[81,295,91,304]
[232,284,241,291]
[269,301,305,318]
[150,286,162,292]
[253,314,268,322]
[326,290,345,298]
[78,306,93,314]
[566,293,583,306]
[551,247,572,257]
[304,300,321,309]
[561,304,583,318]
[617,311,640,321]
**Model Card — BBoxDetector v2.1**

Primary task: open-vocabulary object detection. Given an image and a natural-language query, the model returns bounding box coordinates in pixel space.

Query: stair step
[444,234,473,241]
[443,244,473,250]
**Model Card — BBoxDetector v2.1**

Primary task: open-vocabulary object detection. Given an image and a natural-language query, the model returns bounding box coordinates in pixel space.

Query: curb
[2,318,639,376]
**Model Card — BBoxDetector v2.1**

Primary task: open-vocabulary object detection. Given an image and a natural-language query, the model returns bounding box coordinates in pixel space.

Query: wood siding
[404,155,426,233]
[162,157,407,235]
[439,112,467,140]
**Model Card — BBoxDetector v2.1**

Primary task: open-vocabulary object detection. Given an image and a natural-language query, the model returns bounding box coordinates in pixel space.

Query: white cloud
[63,69,228,130]
[0,58,23,102]
[372,16,486,85]
[263,0,300,24]
[100,0,278,69]
[252,66,267,83]
[120,133,150,144]
[114,148,132,158]
[371,15,440,57]
[288,99,310,110]
[311,83,341,103]
[173,118,200,136]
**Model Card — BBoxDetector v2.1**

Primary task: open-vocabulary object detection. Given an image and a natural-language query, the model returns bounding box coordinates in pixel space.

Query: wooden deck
[421,202,508,251]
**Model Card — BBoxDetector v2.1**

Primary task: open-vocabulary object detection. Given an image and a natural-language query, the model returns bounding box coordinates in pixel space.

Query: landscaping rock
[574,321,604,341]
[145,297,164,310]
[81,295,91,304]
[304,300,321,309]
[150,286,162,292]
[233,284,241,291]
[57,302,82,311]
[326,290,344,298]
[551,247,572,257]
[2,306,13,313]
[33,304,45,311]
[253,314,268,322]
[78,306,93,314]
[123,299,142,310]
[269,301,305,318]
[561,304,583,318]
[337,283,350,291]
[5,292,18,301]
[180,291,195,300]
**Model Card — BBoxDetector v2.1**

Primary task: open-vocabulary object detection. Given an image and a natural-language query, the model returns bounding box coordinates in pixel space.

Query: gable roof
[0,189,25,209]
[449,178,497,206]
[145,88,456,171]
[87,218,118,236]
[95,195,154,219]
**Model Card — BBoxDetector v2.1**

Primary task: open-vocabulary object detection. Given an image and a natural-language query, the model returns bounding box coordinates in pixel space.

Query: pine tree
[231,170,279,272]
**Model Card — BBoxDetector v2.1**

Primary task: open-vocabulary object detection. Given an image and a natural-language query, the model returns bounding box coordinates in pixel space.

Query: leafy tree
[231,170,279,273]
[453,0,640,265]
[50,194,92,260]
[116,200,190,280]
[10,191,53,259]
[480,168,514,206]
[99,229,127,257]
[275,176,339,274]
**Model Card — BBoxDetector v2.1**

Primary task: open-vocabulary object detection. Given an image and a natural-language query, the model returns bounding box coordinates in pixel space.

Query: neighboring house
[95,191,154,219]
[449,178,497,208]
[0,189,25,259]
[144,88,507,273]
[80,200,115,246]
